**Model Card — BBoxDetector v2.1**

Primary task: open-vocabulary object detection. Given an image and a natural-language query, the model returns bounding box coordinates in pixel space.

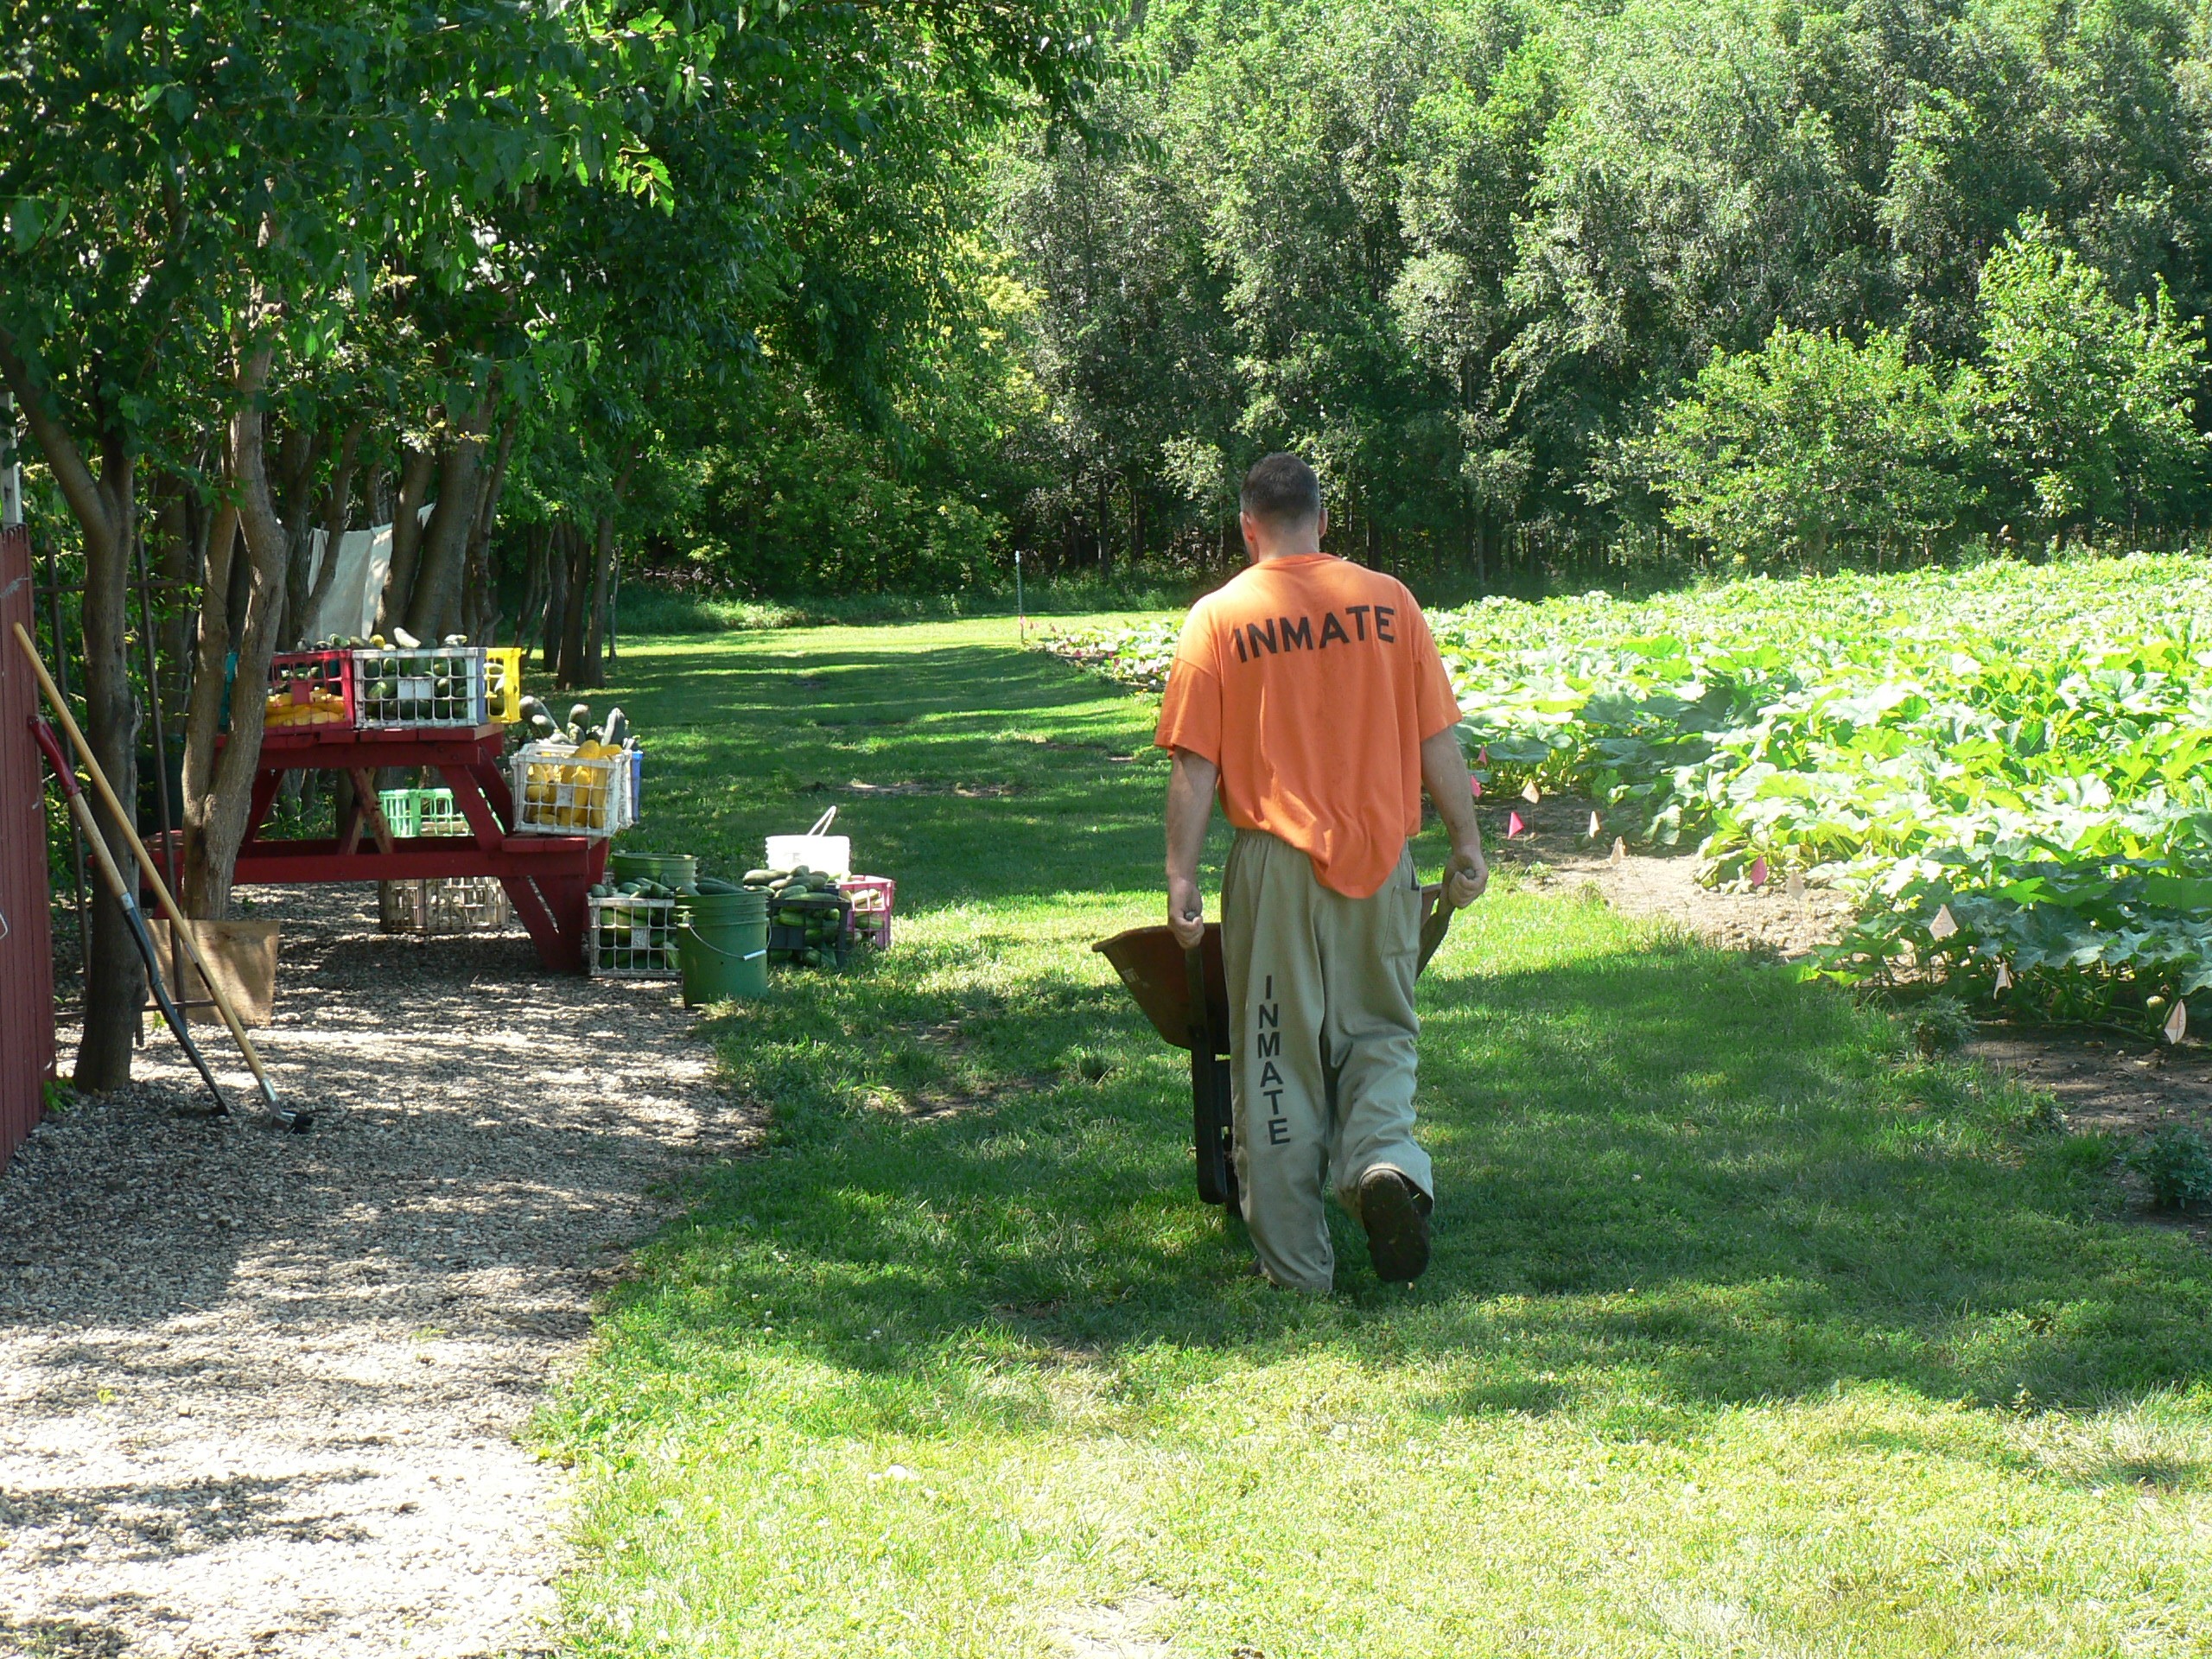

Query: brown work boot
[1358,1168,1432,1283]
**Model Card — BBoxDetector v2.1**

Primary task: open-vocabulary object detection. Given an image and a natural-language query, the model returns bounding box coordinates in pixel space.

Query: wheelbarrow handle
[1183,944,1237,1208]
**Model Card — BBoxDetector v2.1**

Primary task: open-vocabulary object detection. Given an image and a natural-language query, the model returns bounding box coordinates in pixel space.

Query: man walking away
[1157,453,1487,1293]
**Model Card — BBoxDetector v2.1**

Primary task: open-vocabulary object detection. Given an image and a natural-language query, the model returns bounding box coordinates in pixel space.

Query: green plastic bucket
[679,888,770,1005]
[612,849,697,890]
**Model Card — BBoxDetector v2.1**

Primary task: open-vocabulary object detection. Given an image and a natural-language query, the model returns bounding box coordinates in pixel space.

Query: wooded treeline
[994,0,2212,581]
[2,0,1110,1086]
[620,0,2212,595]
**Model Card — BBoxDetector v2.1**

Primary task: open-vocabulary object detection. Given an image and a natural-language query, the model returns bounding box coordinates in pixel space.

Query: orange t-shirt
[1154,555,1462,898]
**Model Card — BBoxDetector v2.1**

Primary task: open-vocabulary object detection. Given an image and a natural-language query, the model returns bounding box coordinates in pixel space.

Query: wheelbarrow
[1093,882,1459,1209]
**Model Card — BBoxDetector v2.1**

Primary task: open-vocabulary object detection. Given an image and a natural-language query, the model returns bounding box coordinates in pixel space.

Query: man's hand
[1446,842,1488,910]
[1168,877,1206,949]
[1421,726,1489,912]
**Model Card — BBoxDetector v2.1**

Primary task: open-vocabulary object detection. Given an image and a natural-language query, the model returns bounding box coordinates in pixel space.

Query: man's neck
[1248,541,1327,565]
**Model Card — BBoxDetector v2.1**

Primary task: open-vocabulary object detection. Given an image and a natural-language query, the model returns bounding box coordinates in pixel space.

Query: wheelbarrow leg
[1185,947,1238,1209]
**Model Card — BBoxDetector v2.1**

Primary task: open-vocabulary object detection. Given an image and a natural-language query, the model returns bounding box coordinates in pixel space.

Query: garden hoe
[14,623,303,1130]
[29,718,231,1116]
[1094,882,1459,1208]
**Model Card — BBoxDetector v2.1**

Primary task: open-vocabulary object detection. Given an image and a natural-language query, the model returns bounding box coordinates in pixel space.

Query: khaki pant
[1220,830,1433,1293]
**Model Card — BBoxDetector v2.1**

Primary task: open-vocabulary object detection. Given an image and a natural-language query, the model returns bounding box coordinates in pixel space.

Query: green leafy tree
[1637,326,1975,569]
[1965,219,2208,540]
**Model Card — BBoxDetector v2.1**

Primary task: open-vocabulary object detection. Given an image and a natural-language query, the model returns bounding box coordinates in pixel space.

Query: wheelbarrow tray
[1092,883,1447,1050]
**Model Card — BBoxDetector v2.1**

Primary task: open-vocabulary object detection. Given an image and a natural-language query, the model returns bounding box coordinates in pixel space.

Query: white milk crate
[352,645,488,728]
[378,876,512,937]
[511,741,633,839]
[588,893,681,979]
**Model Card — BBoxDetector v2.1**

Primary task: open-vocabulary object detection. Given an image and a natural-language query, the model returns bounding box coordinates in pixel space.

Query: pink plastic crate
[840,875,896,949]
[264,648,357,730]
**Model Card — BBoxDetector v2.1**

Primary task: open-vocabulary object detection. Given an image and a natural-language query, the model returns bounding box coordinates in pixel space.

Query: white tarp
[297,505,430,642]
[300,524,391,643]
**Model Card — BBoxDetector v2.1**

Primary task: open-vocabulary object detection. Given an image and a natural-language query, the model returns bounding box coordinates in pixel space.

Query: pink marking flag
[1587,810,1602,838]
[1470,778,1482,798]
[1609,836,1625,867]
[1507,810,1527,838]
[1993,962,2013,993]
[1478,746,1489,766]
[1929,904,1958,941]
[1748,856,1769,888]
[1786,869,1805,902]
[2166,1000,2190,1046]
[1521,779,1541,805]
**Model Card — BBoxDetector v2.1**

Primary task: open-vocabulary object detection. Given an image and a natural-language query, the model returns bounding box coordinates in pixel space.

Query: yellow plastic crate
[512,741,632,839]
[486,646,524,723]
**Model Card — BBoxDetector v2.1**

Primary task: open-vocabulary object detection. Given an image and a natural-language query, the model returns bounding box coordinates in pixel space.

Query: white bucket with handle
[767,806,851,878]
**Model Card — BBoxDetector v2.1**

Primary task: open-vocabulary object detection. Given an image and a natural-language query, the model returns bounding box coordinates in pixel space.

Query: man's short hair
[1240,453,1322,528]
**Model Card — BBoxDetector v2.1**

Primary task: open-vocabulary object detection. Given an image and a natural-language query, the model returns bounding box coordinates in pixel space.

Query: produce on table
[516,698,639,832]
[263,688,349,727]
[1043,556,2212,1027]
[349,634,481,726]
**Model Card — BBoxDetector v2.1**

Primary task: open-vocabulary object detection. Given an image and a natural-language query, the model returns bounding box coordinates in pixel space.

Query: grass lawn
[543,616,2212,1658]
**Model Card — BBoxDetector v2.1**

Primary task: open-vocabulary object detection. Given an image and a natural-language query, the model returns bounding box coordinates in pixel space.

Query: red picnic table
[159,722,608,972]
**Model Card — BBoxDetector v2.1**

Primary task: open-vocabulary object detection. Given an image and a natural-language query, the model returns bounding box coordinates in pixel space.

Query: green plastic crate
[376,785,469,840]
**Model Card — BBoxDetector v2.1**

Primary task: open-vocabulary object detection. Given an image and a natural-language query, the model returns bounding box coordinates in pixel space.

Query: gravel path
[0,886,745,1657]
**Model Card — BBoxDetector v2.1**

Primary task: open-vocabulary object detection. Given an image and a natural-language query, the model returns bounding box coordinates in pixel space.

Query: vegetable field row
[1044,556,2212,1027]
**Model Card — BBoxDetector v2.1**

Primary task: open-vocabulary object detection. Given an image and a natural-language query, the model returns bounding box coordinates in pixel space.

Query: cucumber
[698,876,740,895]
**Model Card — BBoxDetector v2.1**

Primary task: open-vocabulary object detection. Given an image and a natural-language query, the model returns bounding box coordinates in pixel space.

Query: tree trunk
[0,330,146,1090]
[180,346,290,919]
[514,523,548,653]
[581,454,635,689]
[461,416,517,644]
[273,425,321,651]
[301,418,365,642]
[375,442,435,634]
[556,522,592,690]
[541,522,569,671]
[404,415,491,643]
[582,511,616,688]
[76,438,141,1090]
[151,474,196,700]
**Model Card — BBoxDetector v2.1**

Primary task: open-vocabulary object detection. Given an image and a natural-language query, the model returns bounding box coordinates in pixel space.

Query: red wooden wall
[0,524,55,1157]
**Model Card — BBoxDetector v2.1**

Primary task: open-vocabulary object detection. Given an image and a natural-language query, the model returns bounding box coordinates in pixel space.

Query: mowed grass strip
[543,618,2212,1658]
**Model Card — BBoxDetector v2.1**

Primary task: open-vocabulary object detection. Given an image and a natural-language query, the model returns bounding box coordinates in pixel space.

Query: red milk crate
[840,875,897,949]
[264,648,356,731]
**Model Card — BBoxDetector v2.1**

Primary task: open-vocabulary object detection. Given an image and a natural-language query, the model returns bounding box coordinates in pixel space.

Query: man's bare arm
[1166,747,1218,948]
[1420,727,1489,908]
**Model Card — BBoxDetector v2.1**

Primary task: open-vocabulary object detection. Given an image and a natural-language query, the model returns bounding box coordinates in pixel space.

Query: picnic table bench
[149,722,607,972]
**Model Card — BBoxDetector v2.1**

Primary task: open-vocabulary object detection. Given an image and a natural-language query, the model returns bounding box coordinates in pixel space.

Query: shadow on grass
[594,928,2212,1441]
[601,642,1173,908]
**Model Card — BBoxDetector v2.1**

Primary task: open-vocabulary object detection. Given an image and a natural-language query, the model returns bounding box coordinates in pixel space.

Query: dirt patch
[1967,1029,2212,1138]
[0,885,747,1657]
[1473,788,1853,961]
[1049,1589,1182,1658]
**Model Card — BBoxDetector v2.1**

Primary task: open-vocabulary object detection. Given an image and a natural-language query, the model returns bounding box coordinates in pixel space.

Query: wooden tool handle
[13,621,275,1099]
